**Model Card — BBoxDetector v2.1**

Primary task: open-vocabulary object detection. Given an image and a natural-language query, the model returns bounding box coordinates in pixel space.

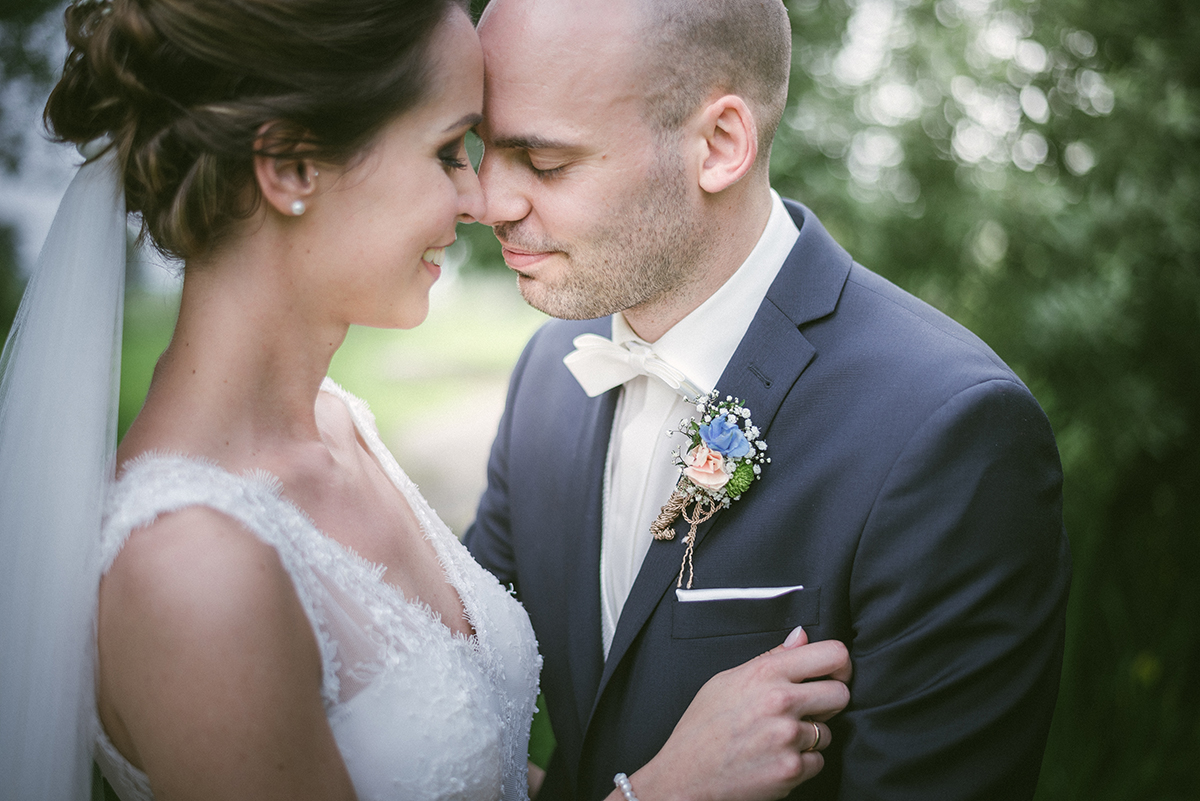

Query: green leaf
[726,460,755,498]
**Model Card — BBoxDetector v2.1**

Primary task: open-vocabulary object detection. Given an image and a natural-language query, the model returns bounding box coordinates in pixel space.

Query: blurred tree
[0,223,21,332]
[0,0,60,340]
[772,0,1199,797]
[0,0,60,169]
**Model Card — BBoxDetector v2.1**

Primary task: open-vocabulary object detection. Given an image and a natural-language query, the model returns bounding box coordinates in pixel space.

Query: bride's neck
[122,243,347,466]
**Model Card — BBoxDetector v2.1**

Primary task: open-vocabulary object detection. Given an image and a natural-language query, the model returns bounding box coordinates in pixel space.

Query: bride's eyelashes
[439,138,470,171]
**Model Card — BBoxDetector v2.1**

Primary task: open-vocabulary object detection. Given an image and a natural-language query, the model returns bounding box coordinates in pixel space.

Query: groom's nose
[477,150,533,227]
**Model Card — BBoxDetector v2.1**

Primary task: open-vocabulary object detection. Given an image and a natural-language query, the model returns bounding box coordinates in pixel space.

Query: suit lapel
[589,201,853,717]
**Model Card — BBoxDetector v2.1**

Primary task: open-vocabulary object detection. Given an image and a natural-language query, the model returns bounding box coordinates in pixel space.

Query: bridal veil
[0,142,126,801]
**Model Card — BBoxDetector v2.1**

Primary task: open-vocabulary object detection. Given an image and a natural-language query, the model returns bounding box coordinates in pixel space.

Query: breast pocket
[670,586,821,639]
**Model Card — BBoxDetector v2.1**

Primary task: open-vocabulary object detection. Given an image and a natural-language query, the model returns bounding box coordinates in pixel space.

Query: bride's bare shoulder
[96,506,344,794]
[97,506,357,797]
[99,507,319,691]
[102,506,293,618]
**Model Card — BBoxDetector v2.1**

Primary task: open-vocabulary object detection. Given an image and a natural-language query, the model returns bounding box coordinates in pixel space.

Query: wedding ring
[805,720,822,752]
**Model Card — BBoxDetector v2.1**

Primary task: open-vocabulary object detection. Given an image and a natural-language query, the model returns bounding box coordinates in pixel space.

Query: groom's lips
[500,246,557,272]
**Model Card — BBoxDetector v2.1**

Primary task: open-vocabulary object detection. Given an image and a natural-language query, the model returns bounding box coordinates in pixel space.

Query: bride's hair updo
[44,0,467,260]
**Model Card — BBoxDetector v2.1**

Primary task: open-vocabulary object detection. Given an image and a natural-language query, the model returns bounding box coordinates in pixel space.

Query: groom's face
[476,0,704,322]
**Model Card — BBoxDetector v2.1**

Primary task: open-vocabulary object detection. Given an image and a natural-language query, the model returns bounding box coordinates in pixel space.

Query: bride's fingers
[782,625,808,649]
[754,625,807,661]
[769,637,852,686]
[782,677,850,722]
[796,749,825,783]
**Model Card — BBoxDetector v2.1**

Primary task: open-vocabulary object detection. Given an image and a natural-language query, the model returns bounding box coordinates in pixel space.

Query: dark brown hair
[44,0,467,259]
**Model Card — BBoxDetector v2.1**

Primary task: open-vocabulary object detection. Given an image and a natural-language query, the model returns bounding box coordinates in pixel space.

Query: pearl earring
[291,199,306,216]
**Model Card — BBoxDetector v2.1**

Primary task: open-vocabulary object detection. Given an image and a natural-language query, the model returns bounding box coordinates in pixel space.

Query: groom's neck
[622,182,773,343]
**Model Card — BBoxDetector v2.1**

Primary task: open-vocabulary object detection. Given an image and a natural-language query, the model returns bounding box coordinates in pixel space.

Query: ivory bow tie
[563,333,703,401]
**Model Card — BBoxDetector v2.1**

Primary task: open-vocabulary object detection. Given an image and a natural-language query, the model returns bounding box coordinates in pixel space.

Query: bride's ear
[253,122,319,218]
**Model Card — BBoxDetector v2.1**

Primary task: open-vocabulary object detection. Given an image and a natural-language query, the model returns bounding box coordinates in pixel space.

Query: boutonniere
[650,390,769,588]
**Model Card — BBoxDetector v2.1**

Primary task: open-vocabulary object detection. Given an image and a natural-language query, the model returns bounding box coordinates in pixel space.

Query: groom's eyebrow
[488,133,575,152]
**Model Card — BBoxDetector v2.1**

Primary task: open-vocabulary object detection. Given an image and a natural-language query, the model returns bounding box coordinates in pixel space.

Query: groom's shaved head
[479,0,791,159]
[636,0,792,153]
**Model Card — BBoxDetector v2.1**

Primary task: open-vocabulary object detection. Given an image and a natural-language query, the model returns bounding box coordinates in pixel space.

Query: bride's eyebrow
[443,113,484,132]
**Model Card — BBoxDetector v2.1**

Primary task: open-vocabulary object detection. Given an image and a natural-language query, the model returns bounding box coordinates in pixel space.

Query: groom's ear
[693,94,758,195]
[253,122,319,218]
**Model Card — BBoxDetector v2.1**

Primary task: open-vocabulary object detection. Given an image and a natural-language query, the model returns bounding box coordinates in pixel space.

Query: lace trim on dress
[92,715,153,801]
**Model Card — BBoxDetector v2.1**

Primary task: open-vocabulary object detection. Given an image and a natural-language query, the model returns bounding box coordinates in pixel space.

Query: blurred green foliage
[0,224,22,333]
[3,0,1198,796]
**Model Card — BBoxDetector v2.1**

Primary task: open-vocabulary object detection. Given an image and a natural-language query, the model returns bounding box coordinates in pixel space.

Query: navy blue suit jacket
[465,201,1070,801]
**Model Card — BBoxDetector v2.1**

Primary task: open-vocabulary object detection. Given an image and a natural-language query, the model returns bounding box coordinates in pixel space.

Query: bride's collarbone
[119,393,473,635]
[277,446,475,638]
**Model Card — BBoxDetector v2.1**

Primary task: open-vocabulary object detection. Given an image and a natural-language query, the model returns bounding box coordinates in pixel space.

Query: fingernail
[783,626,804,648]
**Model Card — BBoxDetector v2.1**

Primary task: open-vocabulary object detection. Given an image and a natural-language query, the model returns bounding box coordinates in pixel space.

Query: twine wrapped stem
[650,477,720,587]
[676,497,719,588]
[651,477,691,540]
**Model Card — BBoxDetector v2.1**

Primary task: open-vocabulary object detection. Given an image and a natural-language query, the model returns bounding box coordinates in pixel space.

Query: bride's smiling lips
[420,241,454,278]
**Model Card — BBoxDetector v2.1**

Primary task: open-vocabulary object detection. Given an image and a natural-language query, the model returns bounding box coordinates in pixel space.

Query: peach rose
[683,445,730,490]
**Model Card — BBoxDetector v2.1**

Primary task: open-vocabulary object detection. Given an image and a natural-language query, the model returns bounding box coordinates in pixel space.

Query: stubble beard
[497,149,703,321]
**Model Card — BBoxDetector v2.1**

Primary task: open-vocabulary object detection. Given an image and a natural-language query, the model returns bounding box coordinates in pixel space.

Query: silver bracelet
[613,772,640,801]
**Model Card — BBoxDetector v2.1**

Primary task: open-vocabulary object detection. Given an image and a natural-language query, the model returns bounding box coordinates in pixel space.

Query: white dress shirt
[599,190,800,657]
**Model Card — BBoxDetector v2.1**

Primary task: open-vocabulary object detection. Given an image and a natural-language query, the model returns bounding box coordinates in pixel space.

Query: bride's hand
[528,760,546,798]
[612,628,851,801]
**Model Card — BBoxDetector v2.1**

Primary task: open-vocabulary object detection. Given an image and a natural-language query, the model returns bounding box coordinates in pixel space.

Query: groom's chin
[514,276,608,322]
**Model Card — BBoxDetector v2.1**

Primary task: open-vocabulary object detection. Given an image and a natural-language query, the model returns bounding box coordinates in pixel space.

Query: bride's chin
[391,303,432,331]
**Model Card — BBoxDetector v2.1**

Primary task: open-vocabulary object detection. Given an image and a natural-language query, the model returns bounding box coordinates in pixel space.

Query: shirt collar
[611,190,800,395]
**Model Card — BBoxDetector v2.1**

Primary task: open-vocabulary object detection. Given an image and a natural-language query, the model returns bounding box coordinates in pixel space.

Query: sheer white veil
[0,140,127,801]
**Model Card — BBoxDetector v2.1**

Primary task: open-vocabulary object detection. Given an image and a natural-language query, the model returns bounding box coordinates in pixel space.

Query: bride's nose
[456,163,486,224]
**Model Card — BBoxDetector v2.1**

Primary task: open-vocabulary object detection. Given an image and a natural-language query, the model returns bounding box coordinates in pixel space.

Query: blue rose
[698,415,751,458]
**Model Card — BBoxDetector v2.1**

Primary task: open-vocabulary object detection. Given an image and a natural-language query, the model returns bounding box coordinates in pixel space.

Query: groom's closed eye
[528,157,569,178]
[484,133,583,175]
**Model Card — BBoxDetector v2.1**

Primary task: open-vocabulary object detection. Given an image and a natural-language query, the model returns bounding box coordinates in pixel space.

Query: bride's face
[302,9,485,330]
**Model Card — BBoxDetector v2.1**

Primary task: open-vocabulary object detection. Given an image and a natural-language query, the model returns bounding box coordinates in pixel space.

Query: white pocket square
[675,584,805,603]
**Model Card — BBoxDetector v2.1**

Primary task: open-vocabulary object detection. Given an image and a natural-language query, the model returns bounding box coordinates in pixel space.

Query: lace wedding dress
[91,380,541,801]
